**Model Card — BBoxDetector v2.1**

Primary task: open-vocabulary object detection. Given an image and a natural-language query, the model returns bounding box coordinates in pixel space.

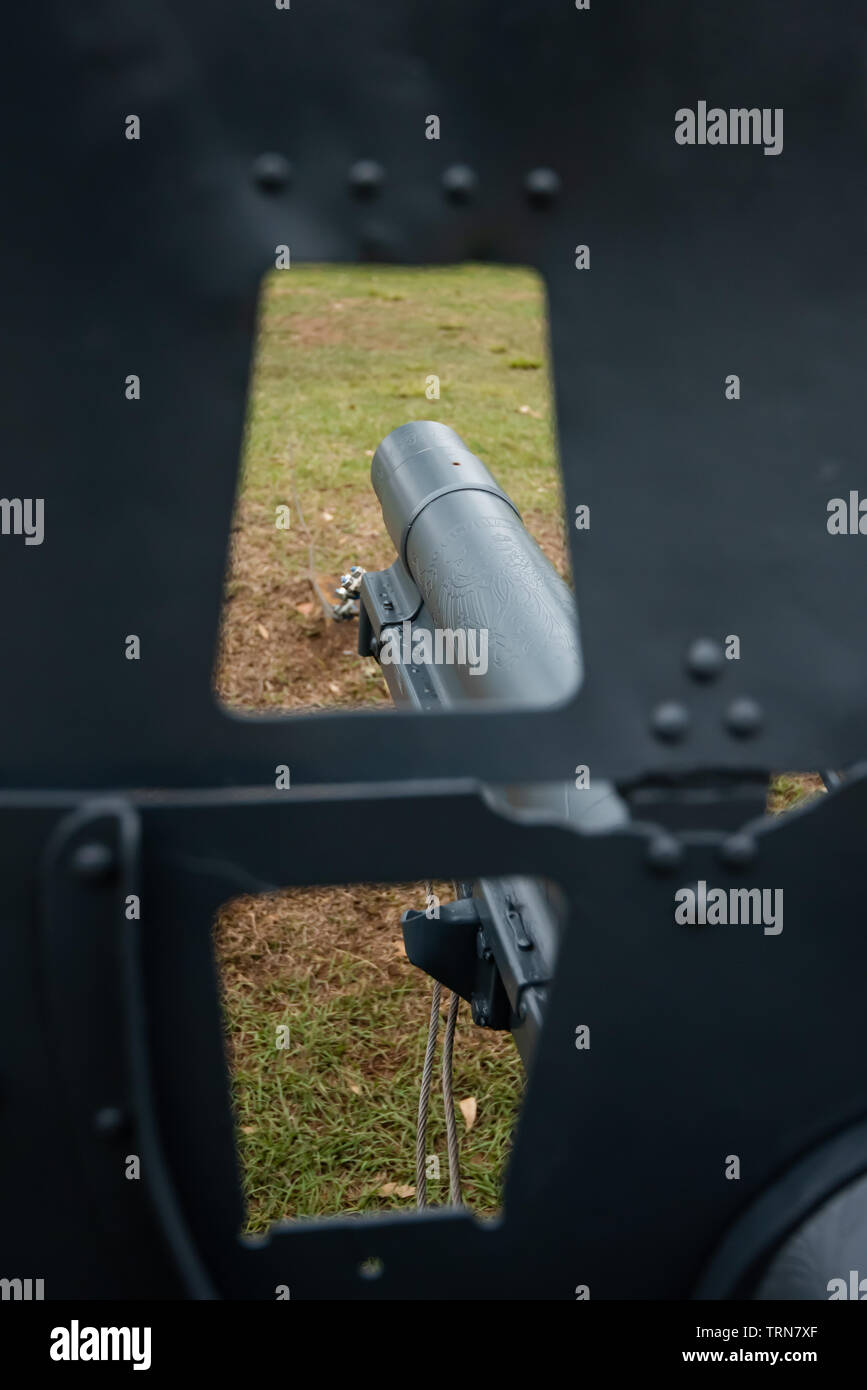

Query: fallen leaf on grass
[458,1096,477,1130]
[256,622,270,640]
[295,602,316,616]
[379,1182,416,1199]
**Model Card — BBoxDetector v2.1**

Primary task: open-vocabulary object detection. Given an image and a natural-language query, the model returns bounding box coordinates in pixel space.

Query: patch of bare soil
[215,497,390,713]
[217,884,418,999]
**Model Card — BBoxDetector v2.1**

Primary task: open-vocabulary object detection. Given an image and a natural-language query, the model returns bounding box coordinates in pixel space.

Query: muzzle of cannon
[359,421,628,1065]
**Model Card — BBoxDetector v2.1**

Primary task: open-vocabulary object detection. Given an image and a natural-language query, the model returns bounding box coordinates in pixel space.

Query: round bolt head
[646,834,684,872]
[719,833,758,868]
[524,167,561,206]
[71,841,116,880]
[349,159,385,198]
[686,637,724,681]
[442,164,477,203]
[251,152,292,193]
[651,700,690,742]
[725,696,763,738]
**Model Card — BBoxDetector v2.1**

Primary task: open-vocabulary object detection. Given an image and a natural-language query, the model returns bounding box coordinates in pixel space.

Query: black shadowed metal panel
[0,1,865,787]
[1,0,866,1303]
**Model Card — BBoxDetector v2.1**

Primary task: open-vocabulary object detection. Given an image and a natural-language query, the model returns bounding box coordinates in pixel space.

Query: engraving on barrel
[416,516,578,672]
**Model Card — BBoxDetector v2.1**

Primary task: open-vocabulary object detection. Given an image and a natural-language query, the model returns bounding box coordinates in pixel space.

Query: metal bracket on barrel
[401,896,512,1030]
[357,558,422,655]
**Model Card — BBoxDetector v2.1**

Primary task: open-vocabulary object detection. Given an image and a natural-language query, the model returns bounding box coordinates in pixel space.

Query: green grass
[227,962,523,1229]
[237,262,563,586]
[767,773,826,815]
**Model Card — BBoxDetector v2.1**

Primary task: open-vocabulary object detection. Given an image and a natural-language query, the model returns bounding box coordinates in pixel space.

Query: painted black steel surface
[1,2,866,788]
[1,0,866,1302]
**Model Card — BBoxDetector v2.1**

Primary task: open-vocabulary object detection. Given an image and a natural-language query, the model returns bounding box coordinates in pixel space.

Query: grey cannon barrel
[360,421,627,1068]
[370,420,581,707]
